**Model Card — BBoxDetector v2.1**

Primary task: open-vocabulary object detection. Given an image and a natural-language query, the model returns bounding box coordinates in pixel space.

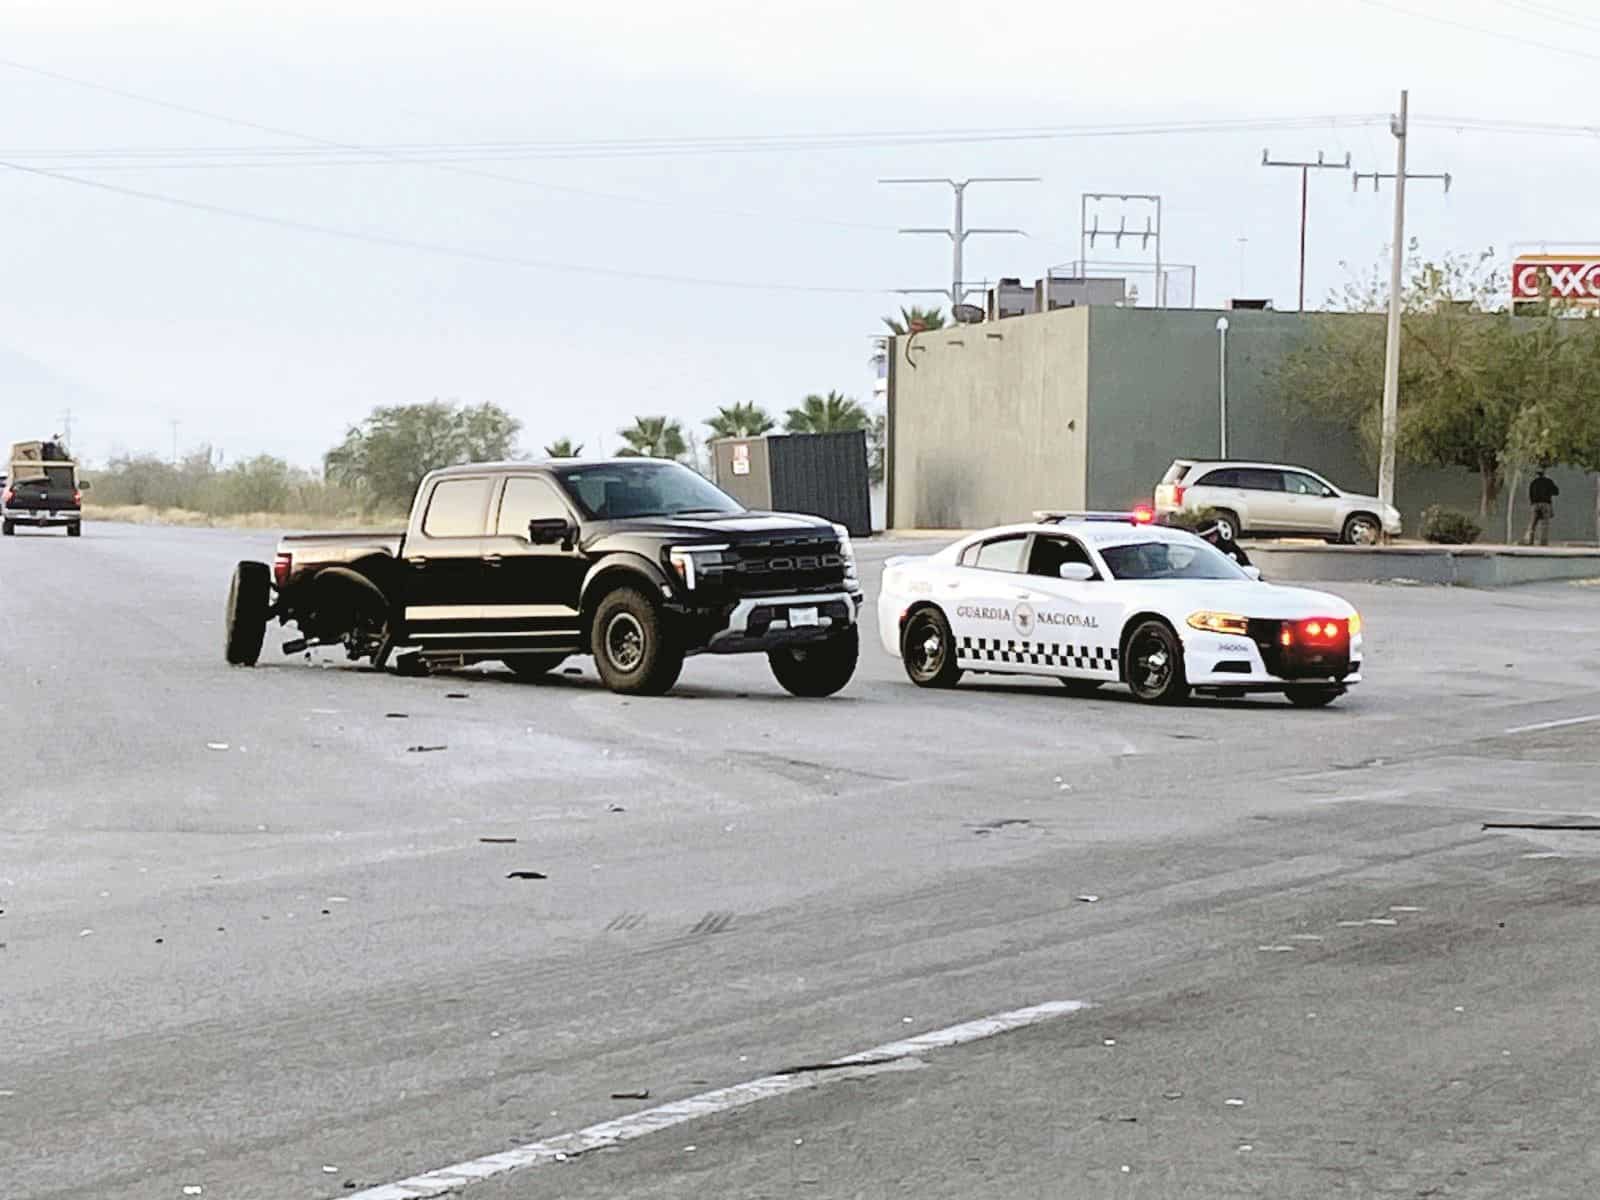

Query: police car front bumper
[1183,627,1363,691]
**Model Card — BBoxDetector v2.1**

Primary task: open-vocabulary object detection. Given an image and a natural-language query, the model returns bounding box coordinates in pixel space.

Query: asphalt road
[4,521,1600,1199]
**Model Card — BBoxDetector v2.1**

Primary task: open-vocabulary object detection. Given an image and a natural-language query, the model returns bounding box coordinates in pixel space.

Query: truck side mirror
[79,480,91,491]
[528,517,571,545]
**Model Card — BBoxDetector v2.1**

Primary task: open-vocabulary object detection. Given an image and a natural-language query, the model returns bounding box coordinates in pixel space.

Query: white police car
[877,513,1363,706]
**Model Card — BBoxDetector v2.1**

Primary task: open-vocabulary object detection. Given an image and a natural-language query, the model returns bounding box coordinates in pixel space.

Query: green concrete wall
[1083,307,1594,542]
[887,307,1089,529]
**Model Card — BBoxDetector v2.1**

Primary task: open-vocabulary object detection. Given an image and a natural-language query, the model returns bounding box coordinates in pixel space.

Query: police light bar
[1034,509,1155,525]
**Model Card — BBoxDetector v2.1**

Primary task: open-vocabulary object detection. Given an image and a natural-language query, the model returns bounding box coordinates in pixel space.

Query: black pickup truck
[2,463,83,536]
[224,458,863,696]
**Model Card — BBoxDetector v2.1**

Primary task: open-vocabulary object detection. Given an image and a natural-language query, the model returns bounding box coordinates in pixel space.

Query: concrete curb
[1248,544,1600,587]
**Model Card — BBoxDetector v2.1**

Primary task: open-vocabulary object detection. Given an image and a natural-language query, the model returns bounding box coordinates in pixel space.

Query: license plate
[788,606,819,628]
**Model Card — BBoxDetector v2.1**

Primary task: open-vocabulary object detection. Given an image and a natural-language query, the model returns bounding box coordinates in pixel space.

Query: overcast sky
[3,0,1596,468]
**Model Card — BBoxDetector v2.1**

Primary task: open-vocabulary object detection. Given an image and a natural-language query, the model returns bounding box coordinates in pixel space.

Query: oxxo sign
[1511,255,1600,305]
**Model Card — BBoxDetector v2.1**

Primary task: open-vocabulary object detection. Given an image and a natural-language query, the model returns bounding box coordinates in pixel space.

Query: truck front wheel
[224,561,271,666]
[591,587,683,696]
[769,626,859,697]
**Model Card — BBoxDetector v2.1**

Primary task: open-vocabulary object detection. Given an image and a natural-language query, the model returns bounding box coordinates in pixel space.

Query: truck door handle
[483,554,504,567]
[406,556,429,568]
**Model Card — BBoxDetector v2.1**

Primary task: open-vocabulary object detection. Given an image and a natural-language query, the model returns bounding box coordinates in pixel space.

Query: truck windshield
[1100,539,1246,581]
[554,461,744,521]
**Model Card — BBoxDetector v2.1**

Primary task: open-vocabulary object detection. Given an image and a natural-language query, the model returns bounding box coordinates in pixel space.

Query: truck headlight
[666,544,729,590]
[1187,611,1250,636]
[832,523,859,585]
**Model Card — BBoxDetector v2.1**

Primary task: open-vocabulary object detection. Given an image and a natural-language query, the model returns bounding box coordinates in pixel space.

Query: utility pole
[1353,90,1451,525]
[60,408,73,448]
[881,176,1039,311]
[1260,149,1351,311]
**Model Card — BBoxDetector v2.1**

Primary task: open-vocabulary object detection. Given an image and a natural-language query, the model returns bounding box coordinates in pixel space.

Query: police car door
[1014,533,1123,681]
[948,532,1032,671]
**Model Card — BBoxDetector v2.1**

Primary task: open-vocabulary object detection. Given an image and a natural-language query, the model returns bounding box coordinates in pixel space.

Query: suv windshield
[555,460,744,521]
[1100,539,1247,581]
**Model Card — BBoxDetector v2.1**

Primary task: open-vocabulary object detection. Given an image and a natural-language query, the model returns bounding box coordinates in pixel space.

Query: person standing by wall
[1527,468,1559,546]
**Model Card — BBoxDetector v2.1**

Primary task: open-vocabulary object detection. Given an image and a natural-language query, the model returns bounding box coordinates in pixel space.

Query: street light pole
[1215,316,1230,457]
[1378,90,1408,523]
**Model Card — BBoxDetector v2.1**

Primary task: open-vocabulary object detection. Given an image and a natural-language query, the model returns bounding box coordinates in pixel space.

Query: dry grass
[83,504,403,531]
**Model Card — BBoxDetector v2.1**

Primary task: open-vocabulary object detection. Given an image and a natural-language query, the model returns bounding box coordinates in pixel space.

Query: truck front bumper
[701,590,862,655]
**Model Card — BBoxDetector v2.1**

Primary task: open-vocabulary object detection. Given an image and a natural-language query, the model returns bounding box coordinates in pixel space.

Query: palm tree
[785,391,869,434]
[705,402,775,440]
[617,416,689,460]
[543,437,583,458]
[873,305,947,368]
[882,305,946,336]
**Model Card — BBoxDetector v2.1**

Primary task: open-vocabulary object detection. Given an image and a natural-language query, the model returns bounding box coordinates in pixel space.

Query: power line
[1488,0,1600,35]
[0,158,888,295]
[1351,0,1600,63]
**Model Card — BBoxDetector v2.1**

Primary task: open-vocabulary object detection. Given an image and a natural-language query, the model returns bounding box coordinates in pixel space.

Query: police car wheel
[1285,685,1343,708]
[902,608,962,688]
[1125,620,1190,705]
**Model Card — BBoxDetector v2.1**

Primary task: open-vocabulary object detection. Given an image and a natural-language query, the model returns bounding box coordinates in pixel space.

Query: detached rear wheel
[769,626,859,697]
[592,587,683,696]
[224,560,271,666]
[502,653,567,680]
[902,607,962,689]
[1124,619,1189,705]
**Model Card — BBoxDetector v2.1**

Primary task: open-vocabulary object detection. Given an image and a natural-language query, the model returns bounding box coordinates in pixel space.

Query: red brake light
[273,552,292,589]
[73,488,82,504]
[1132,503,1155,524]
[1171,485,1186,506]
[3,488,12,504]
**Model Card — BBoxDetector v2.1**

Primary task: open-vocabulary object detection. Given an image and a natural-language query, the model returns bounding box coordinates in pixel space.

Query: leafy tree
[785,391,869,434]
[543,437,583,458]
[324,401,521,512]
[705,403,775,440]
[617,416,688,460]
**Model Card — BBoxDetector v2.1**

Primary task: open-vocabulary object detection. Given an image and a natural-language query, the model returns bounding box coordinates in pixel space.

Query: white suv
[1153,459,1402,545]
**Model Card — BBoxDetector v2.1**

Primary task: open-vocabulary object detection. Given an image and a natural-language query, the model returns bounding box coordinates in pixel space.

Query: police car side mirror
[1058,563,1096,582]
[1242,566,1262,581]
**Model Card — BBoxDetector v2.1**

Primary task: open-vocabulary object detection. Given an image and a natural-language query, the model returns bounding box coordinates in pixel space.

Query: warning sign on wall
[732,443,750,476]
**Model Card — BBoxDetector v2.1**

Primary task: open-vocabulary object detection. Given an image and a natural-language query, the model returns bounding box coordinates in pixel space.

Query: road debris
[606,804,626,813]
[611,1089,650,1100]
[1162,1091,1184,1100]
[445,692,469,700]
[1225,1098,1246,1107]
[322,1166,339,1174]
[327,896,349,904]
[182,1188,203,1196]
[1287,934,1324,942]
[385,712,408,719]
[1076,894,1100,903]
[78,929,93,937]
[1389,906,1422,912]
[206,742,229,751]
[407,744,448,753]
[479,837,518,844]
[1257,945,1296,952]
[506,871,548,880]
[973,817,1031,834]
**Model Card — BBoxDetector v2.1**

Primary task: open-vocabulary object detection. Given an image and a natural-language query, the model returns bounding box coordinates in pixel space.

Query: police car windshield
[1099,539,1247,581]
[555,460,744,521]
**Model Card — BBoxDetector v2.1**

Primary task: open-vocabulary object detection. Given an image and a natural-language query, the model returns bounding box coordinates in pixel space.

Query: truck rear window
[422,477,490,538]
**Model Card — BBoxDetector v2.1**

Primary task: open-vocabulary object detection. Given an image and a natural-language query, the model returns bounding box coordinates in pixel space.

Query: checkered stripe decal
[958,637,1119,672]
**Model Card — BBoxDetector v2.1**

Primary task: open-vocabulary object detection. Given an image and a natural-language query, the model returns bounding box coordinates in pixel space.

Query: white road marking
[347,999,1088,1200]
[1504,712,1600,735]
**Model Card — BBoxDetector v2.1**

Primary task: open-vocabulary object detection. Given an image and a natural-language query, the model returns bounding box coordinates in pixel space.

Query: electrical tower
[1260,149,1351,311]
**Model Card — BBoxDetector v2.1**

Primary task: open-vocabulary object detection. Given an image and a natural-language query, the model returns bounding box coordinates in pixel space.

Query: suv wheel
[1341,514,1381,545]
[901,607,962,688]
[502,653,567,679]
[1124,619,1190,704]
[1210,509,1240,543]
[769,626,859,697]
[592,587,683,695]
[224,560,271,666]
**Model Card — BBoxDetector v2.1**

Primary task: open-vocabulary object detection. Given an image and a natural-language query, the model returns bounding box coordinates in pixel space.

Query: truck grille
[720,536,847,595]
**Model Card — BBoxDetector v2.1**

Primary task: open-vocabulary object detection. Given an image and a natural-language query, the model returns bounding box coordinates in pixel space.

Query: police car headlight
[832,523,859,584]
[1187,610,1250,636]
[1348,611,1362,636]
